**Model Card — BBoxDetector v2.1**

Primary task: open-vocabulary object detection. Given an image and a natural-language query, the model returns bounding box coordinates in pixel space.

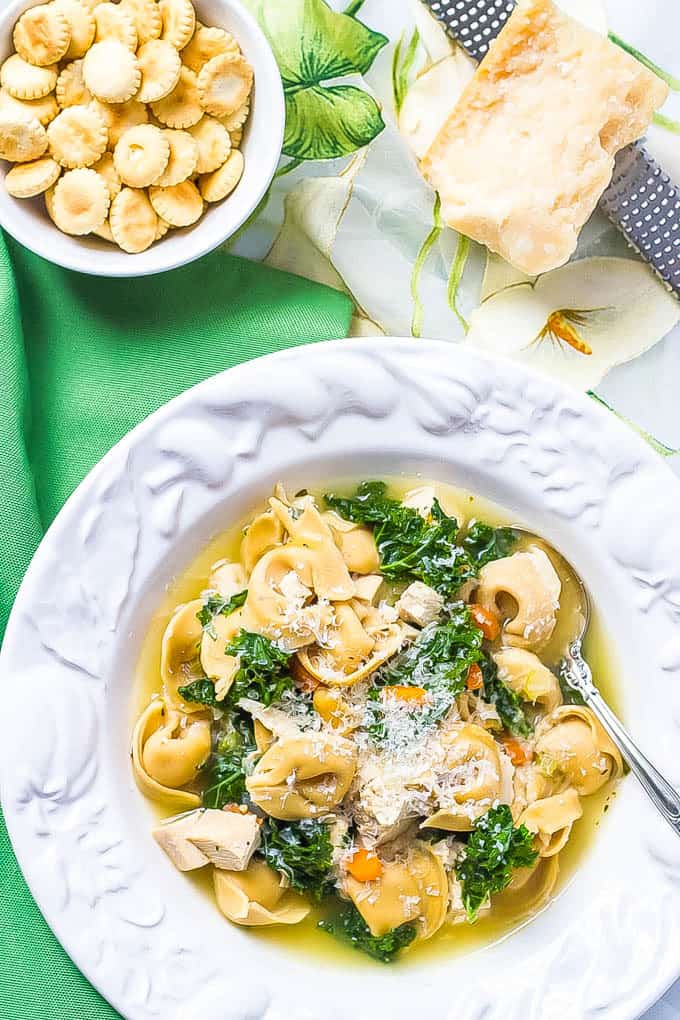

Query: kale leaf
[456,804,538,922]
[325,481,473,597]
[367,606,484,742]
[480,657,532,738]
[201,750,248,808]
[181,632,293,807]
[197,589,247,638]
[201,717,255,809]
[324,480,399,525]
[319,904,416,962]
[224,631,294,706]
[380,605,484,690]
[179,631,293,711]
[176,678,221,707]
[261,818,334,900]
[324,482,516,598]
[462,521,517,569]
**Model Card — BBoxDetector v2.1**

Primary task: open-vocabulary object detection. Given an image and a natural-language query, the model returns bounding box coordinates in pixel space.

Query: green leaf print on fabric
[244,0,387,161]
[284,84,386,161]
[588,391,680,458]
[447,234,471,332]
[653,112,680,135]
[392,29,421,114]
[410,194,443,337]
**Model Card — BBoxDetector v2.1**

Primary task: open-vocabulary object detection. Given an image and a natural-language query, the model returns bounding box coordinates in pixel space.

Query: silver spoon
[517,530,680,837]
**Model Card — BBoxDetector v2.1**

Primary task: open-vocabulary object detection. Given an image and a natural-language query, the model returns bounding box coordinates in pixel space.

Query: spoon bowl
[511,527,588,664]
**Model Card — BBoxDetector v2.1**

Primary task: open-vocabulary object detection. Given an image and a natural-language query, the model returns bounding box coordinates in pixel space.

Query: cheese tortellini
[511,761,560,820]
[214,860,310,927]
[160,599,204,710]
[322,511,380,574]
[239,697,302,755]
[132,699,210,808]
[535,706,622,795]
[132,479,623,961]
[476,548,561,650]
[240,508,285,574]
[296,604,406,687]
[519,789,583,857]
[246,732,358,820]
[199,605,245,694]
[269,496,355,602]
[344,843,448,940]
[208,560,247,598]
[422,724,509,832]
[494,647,563,713]
[494,855,560,918]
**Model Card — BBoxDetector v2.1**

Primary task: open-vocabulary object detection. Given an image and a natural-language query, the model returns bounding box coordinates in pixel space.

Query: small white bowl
[0,0,284,276]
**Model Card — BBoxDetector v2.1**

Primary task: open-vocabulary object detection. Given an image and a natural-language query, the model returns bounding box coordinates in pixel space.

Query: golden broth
[132,477,622,965]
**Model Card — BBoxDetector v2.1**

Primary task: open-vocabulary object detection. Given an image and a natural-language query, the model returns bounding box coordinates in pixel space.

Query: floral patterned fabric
[233,0,680,478]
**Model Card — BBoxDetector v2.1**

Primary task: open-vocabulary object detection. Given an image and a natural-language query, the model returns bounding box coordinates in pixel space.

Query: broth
[132,477,621,964]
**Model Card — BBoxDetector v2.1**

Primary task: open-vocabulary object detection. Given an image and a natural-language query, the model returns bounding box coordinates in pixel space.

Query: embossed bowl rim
[2,338,680,1020]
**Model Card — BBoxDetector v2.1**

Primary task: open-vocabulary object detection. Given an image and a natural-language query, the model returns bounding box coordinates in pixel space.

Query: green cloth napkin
[0,232,352,1018]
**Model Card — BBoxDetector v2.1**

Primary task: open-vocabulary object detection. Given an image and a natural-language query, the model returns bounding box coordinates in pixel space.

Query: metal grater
[425,0,515,62]
[422,0,680,298]
[599,143,680,294]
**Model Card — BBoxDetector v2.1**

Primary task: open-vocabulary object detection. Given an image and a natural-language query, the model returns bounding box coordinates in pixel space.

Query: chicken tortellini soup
[132,480,622,962]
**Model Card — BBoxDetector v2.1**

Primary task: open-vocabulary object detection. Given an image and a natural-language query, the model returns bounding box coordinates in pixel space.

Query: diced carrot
[347,848,383,882]
[468,602,501,641]
[313,687,345,728]
[465,663,484,691]
[502,737,533,766]
[384,685,428,705]
[223,803,248,814]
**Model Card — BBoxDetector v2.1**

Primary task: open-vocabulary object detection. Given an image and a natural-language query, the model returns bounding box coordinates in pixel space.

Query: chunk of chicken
[402,485,467,527]
[153,812,210,871]
[396,581,444,628]
[402,485,438,517]
[153,808,261,872]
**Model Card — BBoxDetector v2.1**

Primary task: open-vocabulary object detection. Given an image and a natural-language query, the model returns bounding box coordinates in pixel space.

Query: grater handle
[600,142,680,299]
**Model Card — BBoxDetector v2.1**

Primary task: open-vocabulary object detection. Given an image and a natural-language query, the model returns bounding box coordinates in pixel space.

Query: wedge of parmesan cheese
[421,0,668,275]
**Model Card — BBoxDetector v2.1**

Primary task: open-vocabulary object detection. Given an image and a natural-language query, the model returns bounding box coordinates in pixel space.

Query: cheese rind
[421,0,668,275]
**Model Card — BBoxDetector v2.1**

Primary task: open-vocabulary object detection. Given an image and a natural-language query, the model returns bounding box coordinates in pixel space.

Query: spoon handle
[562,645,680,836]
